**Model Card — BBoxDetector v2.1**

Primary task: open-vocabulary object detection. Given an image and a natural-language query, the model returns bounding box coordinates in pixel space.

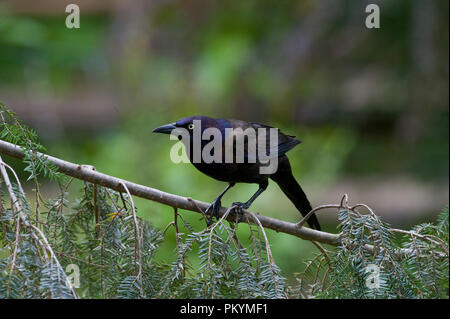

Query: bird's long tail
[270,170,321,231]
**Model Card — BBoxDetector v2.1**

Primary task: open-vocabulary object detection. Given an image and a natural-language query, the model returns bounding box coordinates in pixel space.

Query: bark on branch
[0,139,340,246]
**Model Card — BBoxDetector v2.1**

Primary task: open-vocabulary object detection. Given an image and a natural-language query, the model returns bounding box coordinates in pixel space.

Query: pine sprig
[0,103,62,181]
[293,206,449,299]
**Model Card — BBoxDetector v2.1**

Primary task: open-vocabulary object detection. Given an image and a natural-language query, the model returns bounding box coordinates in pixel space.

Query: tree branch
[0,139,341,247]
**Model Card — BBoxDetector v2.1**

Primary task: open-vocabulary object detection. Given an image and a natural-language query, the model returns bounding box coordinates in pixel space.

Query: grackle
[153,116,321,230]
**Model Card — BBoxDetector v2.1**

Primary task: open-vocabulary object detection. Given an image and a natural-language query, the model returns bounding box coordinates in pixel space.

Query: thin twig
[247,211,275,265]
[118,181,143,293]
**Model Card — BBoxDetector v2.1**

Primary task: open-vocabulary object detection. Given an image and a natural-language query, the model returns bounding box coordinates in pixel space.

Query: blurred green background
[0,0,448,281]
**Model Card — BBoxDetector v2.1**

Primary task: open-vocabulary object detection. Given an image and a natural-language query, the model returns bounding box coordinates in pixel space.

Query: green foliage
[291,206,449,299]
[159,215,286,298]
[401,206,449,298]
[0,105,448,299]
[0,173,287,298]
[0,103,62,181]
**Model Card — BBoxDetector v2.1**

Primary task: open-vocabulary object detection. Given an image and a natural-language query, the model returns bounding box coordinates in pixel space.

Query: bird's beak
[152,123,177,134]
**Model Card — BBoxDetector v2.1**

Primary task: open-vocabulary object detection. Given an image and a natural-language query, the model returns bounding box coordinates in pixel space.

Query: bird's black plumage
[153,116,321,230]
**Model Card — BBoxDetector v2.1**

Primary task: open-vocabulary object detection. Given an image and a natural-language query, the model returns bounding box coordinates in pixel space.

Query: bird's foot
[205,198,222,226]
[231,202,249,223]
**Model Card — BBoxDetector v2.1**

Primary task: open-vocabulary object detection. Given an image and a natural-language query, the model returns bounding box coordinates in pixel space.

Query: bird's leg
[232,181,268,222]
[205,182,235,225]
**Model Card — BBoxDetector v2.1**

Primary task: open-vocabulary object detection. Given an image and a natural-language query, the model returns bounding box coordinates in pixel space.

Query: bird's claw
[205,199,221,226]
[231,202,249,223]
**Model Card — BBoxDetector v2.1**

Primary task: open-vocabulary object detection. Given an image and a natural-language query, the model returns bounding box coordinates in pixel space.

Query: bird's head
[152,116,223,138]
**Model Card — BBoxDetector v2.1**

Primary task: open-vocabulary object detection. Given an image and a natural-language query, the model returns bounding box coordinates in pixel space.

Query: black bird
[153,116,321,230]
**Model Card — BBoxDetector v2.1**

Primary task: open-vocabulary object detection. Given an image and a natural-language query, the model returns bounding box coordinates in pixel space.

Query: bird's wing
[222,120,301,161]
[249,122,301,159]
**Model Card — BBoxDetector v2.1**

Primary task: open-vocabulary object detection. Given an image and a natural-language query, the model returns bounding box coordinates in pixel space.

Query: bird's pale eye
[188,123,195,130]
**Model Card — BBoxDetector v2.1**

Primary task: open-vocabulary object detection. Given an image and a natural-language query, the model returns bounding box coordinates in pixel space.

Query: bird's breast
[192,162,267,184]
